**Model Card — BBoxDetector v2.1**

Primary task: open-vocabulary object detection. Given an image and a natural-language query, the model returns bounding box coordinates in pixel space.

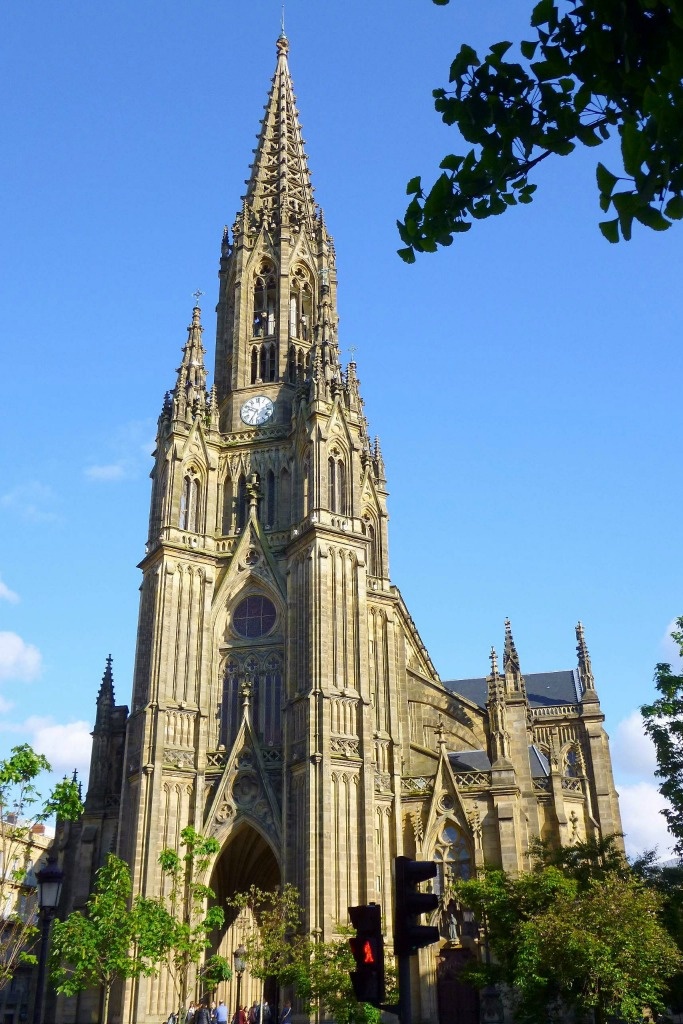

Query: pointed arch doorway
[208,822,281,1015]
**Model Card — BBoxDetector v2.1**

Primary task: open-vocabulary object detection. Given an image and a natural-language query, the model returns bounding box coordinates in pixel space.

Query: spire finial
[489,646,499,679]
[192,288,204,309]
[576,621,596,693]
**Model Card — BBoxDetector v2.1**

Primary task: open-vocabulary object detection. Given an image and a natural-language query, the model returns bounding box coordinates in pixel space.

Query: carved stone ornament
[232,771,260,807]
[331,737,360,759]
[163,748,194,769]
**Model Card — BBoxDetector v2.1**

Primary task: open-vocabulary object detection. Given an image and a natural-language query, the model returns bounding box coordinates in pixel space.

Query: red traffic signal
[394,856,440,957]
[348,903,385,1006]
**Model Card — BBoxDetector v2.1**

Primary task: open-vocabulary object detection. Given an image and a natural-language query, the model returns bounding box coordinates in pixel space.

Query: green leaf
[450,44,479,81]
[531,0,554,28]
[520,39,538,59]
[665,195,683,220]
[634,204,671,231]
[599,218,620,243]
[596,162,619,198]
[406,176,421,195]
[397,247,416,264]
[439,154,463,172]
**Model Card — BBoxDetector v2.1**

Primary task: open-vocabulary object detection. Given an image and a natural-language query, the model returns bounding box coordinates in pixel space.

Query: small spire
[174,303,208,417]
[576,621,596,693]
[98,654,114,704]
[503,618,526,697]
[489,646,499,679]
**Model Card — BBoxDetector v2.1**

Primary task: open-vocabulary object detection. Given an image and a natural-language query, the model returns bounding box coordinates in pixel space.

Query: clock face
[240,395,274,426]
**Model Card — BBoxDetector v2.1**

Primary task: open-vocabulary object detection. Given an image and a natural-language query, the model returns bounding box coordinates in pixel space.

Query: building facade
[56,34,623,1024]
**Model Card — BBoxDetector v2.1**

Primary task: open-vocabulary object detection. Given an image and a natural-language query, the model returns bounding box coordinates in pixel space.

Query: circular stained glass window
[233,595,277,638]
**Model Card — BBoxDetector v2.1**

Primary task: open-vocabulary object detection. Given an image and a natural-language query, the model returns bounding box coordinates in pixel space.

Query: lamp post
[233,944,247,1023]
[33,852,63,1024]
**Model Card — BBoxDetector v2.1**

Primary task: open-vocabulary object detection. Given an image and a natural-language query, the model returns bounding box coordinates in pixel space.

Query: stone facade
[55,34,623,1024]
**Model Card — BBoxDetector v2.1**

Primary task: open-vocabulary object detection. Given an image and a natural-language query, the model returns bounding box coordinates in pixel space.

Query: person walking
[195,1005,212,1024]
[279,1000,292,1024]
[215,1000,229,1024]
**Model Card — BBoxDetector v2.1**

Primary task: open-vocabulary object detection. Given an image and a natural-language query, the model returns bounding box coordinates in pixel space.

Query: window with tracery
[290,267,312,341]
[328,454,347,514]
[253,263,276,338]
[433,824,472,895]
[179,473,201,532]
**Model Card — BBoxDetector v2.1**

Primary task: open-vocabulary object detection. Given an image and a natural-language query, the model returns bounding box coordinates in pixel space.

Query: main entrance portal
[208,823,281,1013]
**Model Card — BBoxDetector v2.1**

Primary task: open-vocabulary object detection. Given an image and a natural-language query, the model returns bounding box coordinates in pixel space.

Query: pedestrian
[279,1000,292,1024]
[195,1007,211,1024]
[262,1001,272,1024]
[187,1003,196,1022]
[248,1001,259,1024]
[216,1000,229,1024]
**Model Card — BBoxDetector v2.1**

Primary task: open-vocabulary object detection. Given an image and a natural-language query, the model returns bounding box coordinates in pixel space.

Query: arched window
[564,746,581,777]
[265,469,276,527]
[263,654,283,745]
[364,520,377,576]
[251,347,258,384]
[222,477,234,534]
[302,455,311,517]
[296,348,305,380]
[433,824,472,896]
[337,461,346,515]
[328,456,336,511]
[179,474,201,532]
[236,474,247,531]
[259,346,267,382]
[290,293,298,337]
[253,263,276,338]
[279,467,291,527]
[288,345,296,383]
[221,659,241,749]
[267,343,276,382]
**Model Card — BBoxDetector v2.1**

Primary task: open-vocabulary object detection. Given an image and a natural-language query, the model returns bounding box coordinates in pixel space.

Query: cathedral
[55,33,623,1024]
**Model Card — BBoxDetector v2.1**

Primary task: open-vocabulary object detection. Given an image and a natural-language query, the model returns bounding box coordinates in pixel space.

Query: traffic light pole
[397,953,412,1024]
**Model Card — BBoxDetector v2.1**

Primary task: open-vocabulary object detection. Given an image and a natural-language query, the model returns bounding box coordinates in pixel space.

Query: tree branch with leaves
[398,0,683,260]
[0,744,82,993]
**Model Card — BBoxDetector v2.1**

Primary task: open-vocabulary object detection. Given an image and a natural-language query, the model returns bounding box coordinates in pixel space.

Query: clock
[240,395,274,426]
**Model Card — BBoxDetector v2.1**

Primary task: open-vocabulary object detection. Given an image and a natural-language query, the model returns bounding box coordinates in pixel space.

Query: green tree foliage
[398,0,683,260]
[49,854,169,1024]
[0,744,82,991]
[157,826,226,1023]
[632,849,683,1013]
[642,616,683,853]
[226,885,393,1024]
[452,837,681,1024]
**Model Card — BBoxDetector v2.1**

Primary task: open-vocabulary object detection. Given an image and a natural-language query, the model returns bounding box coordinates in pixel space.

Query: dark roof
[443,670,581,710]
[528,744,550,778]
[449,750,491,772]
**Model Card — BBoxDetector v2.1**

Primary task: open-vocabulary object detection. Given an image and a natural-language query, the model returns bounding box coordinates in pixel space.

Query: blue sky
[1,0,681,856]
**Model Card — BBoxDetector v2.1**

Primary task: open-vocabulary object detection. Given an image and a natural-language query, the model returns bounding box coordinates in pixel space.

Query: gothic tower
[57,35,623,1024]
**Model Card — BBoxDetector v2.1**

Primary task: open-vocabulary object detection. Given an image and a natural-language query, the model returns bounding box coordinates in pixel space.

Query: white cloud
[84,462,127,482]
[0,482,58,523]
[661,618,683,670]
[84,418,156,483]
[617,780,675,858]
[0,632,42,681]
[610,709,658,777]
[0,694,15,714]
[23,716,92,776]
[0,576,19,603]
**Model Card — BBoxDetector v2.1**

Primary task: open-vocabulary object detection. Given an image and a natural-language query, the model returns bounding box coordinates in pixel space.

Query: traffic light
[394,856,440,957]
[348,902,385,1006]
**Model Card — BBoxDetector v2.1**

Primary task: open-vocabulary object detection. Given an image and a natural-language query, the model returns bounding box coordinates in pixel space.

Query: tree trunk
[101,980,111,1024]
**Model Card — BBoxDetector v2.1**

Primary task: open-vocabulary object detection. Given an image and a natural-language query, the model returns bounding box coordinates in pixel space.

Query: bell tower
[112,33,399,1024]
[57,30,624,1024]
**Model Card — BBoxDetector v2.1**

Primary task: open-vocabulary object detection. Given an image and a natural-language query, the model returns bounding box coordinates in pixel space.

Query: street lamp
[33,852,63,1024]
[233,944,247,1023]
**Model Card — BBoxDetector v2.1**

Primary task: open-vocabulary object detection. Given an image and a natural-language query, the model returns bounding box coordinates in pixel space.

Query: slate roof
[444,669,582,709]
[448,746,550,778]
[449,750,492,772]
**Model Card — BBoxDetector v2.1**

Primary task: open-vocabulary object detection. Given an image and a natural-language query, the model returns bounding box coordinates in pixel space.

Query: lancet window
[289,267,312,341]
[279,466,291,527]
[235,475,247,531]
[362,515,379,576]
[432,824,472,895]
[220,648,283,750]
[253,263,276,338]
[328,454,347,515]
[179,472,201,532]
[264,469,276,528]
